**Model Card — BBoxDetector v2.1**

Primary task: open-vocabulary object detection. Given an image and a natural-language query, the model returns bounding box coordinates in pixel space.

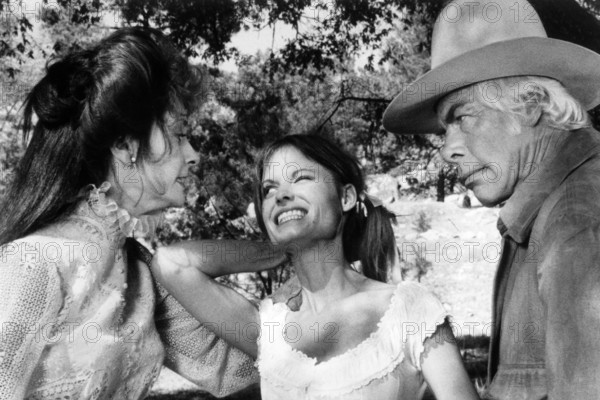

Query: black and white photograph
[1,0,600,399]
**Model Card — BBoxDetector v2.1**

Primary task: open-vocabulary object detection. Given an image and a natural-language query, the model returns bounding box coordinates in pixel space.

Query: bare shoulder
[359,278,397,297]
[350,277,398,315]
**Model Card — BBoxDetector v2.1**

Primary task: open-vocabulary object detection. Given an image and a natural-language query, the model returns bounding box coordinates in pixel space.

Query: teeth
[277,209,306,225]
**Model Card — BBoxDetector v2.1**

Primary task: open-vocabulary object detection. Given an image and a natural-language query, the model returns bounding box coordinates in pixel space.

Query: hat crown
[382,0,600,134]
[431,0,547,68]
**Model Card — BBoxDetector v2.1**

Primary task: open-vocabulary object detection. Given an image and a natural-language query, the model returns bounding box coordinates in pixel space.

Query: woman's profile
[152,134,480,399]
[0,27,281,399]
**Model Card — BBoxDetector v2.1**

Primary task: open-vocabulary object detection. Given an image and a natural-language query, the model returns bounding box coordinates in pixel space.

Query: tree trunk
[436,169,445,202]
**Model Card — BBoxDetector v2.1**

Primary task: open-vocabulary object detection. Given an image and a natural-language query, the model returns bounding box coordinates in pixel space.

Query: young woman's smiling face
[261,146,344,246]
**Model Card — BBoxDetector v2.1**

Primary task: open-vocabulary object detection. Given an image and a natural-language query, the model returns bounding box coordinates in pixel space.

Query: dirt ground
[389,198,499,336]
[148,197,500,398]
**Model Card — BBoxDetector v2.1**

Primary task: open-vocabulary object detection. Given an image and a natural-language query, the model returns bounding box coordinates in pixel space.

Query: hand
[151,246,193,283]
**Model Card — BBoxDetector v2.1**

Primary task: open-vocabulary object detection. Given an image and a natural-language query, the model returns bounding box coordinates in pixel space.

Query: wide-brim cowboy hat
[382,0,600,134]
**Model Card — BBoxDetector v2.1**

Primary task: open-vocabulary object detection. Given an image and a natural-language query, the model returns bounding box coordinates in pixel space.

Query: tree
[3,0,600,259]
[0,2,34,78]
[116,0,246,62]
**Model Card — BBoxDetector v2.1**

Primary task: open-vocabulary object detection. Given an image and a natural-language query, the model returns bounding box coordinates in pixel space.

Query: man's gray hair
[473,76,590,131]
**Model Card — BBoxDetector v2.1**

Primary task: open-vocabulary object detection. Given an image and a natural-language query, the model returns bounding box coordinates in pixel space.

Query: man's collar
[499,128,600,243]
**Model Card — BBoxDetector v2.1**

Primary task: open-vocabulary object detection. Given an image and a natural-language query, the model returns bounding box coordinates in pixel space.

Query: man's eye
[454,114,474,127]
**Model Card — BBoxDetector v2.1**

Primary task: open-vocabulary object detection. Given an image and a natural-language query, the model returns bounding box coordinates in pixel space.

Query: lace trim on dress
[82,182,151,239]
[412,312,451,371]
[258,282,449,397]
[403,282,450,372]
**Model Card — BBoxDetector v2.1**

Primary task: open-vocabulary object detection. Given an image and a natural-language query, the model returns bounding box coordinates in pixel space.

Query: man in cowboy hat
[383,0,600,398]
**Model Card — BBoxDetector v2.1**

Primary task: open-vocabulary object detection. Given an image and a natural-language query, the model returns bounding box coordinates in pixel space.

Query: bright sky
[12,0,297,71]
[12,0,363,72]
[220,22,296,72]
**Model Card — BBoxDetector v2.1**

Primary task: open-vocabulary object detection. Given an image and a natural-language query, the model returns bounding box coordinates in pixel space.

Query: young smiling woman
[151,134,479,400]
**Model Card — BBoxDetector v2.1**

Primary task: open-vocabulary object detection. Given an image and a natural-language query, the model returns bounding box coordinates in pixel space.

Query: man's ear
[340,184,358,212]
[521,102,544,127]
[111,136,140,164]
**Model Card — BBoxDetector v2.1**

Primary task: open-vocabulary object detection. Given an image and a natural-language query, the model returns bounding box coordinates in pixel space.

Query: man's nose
[440,126,466,164]
[183,140,200,166]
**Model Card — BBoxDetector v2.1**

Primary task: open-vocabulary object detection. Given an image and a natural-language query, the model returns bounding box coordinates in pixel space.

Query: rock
[475,231,487,240]
[445,194,462,204]
[365,174,400,203]
[461,230,476,239]
[420,230,441,241]
[404,232,419,241]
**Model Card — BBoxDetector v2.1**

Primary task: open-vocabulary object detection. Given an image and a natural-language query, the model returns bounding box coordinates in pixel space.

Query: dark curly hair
[0,27,205,245]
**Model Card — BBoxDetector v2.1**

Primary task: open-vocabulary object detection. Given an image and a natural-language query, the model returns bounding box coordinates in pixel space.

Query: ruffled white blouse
[256,281,448,400]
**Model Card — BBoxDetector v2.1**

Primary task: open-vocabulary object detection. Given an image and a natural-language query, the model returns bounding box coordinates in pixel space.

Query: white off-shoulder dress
[256,281,448,400]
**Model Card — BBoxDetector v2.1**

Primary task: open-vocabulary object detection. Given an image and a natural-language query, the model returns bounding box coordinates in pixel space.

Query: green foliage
[265,0,444,77]
[0,5,34,77]
[3,0,600,299]
[413,210,431,233]
[0,62,41,197]
[399,245,432,283]
[412,251,432,282]
[0,113,24,197]
[3,0,600,76]
[116,0,244,62]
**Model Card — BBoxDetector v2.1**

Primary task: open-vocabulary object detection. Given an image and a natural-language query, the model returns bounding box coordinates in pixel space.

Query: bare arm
[152,245,264,356]
[421,323,480,400]
[155,240,289,277]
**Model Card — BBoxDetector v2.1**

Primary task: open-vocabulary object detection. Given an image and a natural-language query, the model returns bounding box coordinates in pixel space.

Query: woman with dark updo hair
[0,28,283,399]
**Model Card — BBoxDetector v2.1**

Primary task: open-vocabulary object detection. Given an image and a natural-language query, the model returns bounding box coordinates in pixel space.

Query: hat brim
[383,37,600,134]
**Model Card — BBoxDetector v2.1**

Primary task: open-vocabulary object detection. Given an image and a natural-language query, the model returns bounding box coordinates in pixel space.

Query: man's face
[437,86,529,206]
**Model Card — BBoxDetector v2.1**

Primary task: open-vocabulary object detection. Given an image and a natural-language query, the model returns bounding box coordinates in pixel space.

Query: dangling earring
[127,154,144,208]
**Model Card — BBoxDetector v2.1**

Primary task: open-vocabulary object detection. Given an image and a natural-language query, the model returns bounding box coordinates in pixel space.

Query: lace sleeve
[0,240,63,399]
[153,283,259,396]
[125,239,259,397]
[401,282,449,371]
